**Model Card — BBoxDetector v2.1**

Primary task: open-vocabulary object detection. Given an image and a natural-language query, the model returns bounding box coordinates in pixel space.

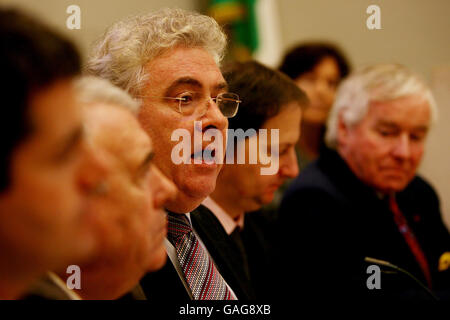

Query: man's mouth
[191,148,216,164]
[381,167,408,175]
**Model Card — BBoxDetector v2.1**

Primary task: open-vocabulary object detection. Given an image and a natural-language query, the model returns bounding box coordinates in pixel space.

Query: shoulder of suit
[283,160,346,207]
[191,205,229,239]
[407,175,438,194]
[191,204,221,226]
[402,175,440,206]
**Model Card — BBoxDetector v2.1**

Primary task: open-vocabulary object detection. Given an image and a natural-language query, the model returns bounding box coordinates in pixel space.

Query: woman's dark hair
[223,60,308,132]
[0,8,81,190]
[279,42,350,80]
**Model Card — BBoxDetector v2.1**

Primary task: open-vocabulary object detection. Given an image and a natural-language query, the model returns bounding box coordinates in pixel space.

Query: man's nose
[392,133,411,160]
[201,97,228,132]
[279,148,299,179]
[151,166,177,209]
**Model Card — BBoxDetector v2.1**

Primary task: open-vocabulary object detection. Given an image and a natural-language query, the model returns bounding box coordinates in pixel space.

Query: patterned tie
[166,212,236,300]
[389,194,432,288]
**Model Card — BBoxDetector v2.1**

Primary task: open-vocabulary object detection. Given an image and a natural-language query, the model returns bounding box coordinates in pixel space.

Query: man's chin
[146,248,167,272]
[165,189,211,213]
[260,190,276,205]
[165,173,218,212]
[183,176,218,199]
[376,180,410,194]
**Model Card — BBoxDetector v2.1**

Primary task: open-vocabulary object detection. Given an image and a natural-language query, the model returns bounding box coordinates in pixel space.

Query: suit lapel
[139,256,191,301]
[191,205,256,299]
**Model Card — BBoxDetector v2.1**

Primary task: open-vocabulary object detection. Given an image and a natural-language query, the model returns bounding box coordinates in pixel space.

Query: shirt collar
[202,196,244,235]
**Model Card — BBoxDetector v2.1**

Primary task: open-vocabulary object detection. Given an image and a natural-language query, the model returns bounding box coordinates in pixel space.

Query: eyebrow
[54,126,83,161]
[165,77,228,95]
[216,82,228,92]
[412,126,429,132]
[376,120,398,127]
[376,120,429,131]
[375,121,399,130]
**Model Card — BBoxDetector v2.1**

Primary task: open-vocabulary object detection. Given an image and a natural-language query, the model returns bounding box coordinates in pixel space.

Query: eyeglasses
[139,91,241,118]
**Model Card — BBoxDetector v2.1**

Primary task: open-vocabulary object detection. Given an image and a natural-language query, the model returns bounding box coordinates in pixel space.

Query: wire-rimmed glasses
[139,91,241,118]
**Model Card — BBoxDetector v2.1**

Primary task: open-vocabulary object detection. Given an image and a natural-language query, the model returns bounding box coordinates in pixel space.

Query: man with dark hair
[191,61,308,299]
[0,9,106,299]
[0,8,81,188]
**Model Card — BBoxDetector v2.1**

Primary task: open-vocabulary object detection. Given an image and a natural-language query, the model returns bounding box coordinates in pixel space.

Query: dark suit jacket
[138,256,191,301]
[139,208,250,301]
[191,205,256,300]
[191,205,280,300]
[277,149,450,301]
[241,210,278,300]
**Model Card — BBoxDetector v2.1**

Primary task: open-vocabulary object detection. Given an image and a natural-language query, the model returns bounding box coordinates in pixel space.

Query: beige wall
[1,0,201,60]
[3,0,449,228]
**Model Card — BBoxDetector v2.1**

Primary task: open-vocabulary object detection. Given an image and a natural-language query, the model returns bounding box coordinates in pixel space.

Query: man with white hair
[278,64,450,300]
[26,76,177,300]
[87,8,241,300]
[72,76,176,299]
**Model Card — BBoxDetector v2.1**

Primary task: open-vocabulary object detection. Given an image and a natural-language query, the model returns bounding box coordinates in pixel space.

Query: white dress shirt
[202,196,244,235]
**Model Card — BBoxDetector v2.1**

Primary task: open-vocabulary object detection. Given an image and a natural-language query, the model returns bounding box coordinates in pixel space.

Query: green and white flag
[209,0,281,66]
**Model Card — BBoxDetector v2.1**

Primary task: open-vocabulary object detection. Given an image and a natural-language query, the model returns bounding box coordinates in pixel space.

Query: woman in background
[279,42,351,169]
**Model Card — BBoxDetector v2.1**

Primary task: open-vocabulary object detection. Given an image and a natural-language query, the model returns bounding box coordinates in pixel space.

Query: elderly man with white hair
[277,63,450,301]
[87,8,242,300]
[25,76,177,300]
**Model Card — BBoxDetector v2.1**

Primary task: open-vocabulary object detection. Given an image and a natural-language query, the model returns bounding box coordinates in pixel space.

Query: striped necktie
[389,194,432,288]
[167,212,237,300]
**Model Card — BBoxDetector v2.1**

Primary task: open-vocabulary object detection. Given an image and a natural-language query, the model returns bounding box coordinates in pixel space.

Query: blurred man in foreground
[279,64,450,300]
[0,9,106,299]
[47,77,175,300]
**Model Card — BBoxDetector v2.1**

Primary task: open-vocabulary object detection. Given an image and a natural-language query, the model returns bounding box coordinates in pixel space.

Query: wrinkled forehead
[365,95,431,127]
[143,47,226,93]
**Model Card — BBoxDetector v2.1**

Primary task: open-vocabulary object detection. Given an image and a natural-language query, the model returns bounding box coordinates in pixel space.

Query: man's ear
[336,112,349,148]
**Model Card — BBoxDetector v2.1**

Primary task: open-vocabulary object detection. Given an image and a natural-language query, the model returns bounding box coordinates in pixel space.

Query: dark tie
[166,212,237,300]
[389,194,432,288]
